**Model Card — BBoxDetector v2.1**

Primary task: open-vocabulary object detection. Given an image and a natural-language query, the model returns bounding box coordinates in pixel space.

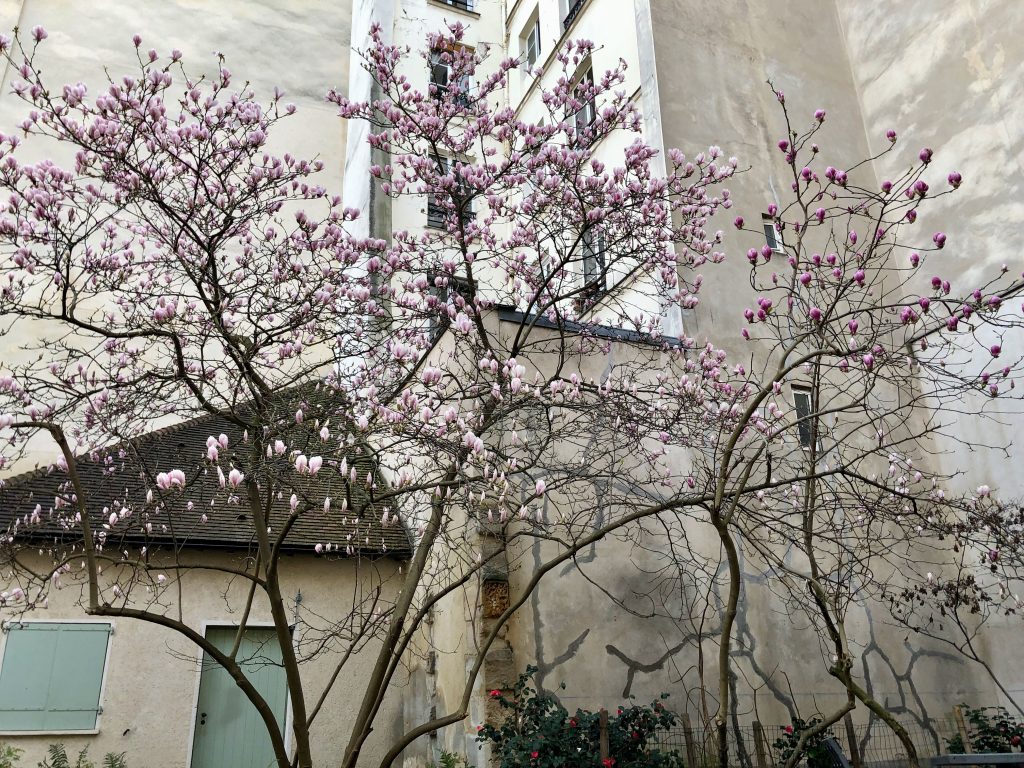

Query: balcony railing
[562,0,589,31]
[438,0,474,11]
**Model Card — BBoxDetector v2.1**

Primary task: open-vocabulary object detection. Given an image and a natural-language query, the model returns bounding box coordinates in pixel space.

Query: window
[427,156,475,230]
[582,228,606,291]
[521,13,542,68]
[437,0,474,10]
[0,622,111,732]
[430,46,473,107]
[428,274,476,337]
[571,67,596,136]
[562,0,588,31]
[762,213,782,252]
[792,388,818,451]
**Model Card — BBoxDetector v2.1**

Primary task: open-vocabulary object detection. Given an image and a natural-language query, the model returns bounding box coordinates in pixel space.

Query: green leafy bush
[476,666,685,768]
[772,717,834,768]
[0,743,23,768]
[37,744,127,768]
[946,706,1023,754]
[428,750,467,768]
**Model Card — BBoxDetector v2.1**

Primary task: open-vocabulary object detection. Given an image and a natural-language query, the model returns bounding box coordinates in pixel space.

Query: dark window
[430,48,472,107]
[427,156,475,230]
[523,15,541,67]
[762,214,782,252]
[582,228,606,291]
[572,68,596,136]
[437,0,474,10]
[793,388,815,450]
[428,274,475,337]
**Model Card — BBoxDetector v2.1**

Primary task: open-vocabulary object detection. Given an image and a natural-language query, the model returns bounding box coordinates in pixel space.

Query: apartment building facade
[344,0,1024,762]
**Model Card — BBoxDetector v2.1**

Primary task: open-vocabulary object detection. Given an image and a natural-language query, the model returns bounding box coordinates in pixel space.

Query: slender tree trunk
[246,472,313,768]
[716,523,742,768]
[341,473,453,768]
[831,669,919,768]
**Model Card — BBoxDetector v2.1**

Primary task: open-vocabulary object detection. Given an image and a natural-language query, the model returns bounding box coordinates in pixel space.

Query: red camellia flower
[531,751,539,760]
[602,759,616,768]
[785,725,794,735]
[489,689,501,698]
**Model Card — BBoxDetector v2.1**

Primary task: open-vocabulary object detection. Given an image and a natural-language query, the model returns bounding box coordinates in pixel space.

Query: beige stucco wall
[836,0,1024,715]
[835,0,1024,496]
[453,0,1021,750]
[0,0,354,473]
[0,549,406,768]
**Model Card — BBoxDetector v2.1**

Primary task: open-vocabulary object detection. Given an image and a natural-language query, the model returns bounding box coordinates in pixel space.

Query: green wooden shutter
[0,623,111,732]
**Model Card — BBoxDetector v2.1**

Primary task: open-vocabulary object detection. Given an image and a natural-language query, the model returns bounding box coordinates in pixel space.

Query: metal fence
[655,716,959,768]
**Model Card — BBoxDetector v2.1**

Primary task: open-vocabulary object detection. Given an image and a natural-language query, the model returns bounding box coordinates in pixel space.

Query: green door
[190,627,288,768]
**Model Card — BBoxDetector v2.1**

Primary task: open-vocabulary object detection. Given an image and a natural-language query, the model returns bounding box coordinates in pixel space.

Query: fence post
[843,713,863,768]
[599,708,610,763]
[752,721,769,768]
[953,706,972,753]
[682,713,698,768]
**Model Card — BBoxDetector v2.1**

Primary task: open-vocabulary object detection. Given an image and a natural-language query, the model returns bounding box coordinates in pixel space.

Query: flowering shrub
[771,718,834,768]
[946,706,1023,754]
[476,666,684,768]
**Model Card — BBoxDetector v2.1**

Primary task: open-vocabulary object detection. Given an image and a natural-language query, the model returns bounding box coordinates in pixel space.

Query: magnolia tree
[0,23,732,768]
[0,21,1021,768]
[580,90,1024,768]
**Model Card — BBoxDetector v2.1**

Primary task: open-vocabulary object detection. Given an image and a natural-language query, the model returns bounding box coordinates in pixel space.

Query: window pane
[763,220,779,251]
[430,53,449,93]
[573,69,596,132]
[583,230,605,287]
[526,21,541,66]
[794,391,813,449]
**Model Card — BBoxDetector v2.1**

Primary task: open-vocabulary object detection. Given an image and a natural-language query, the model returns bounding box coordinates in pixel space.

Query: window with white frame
[571,67,596,136]
[762,213,782,252]
[429,46,473,107]
[437,0,475,11]
[0,622,112,732]
[561,0,588,31]
[521,11,542,68]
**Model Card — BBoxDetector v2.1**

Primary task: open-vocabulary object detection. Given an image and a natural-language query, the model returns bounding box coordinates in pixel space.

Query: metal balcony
[562,0,589,31]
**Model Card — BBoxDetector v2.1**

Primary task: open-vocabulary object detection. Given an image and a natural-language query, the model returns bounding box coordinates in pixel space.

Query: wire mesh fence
[655,715,960,768]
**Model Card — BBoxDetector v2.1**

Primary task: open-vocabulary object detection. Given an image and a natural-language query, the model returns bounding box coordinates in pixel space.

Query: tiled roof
[0,411,412,559]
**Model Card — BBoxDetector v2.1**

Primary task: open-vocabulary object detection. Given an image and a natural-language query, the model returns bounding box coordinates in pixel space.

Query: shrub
[37,744,127,768]
[0,743,23,768]
[428,751,467,768]
[946,706,1023,754]
[476,666,685,768]
[772,717,835,768]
